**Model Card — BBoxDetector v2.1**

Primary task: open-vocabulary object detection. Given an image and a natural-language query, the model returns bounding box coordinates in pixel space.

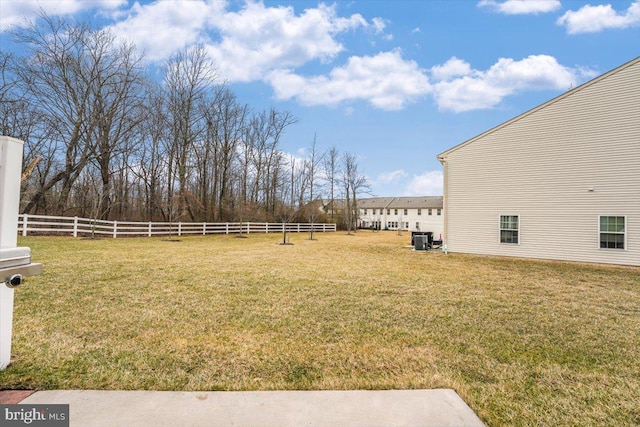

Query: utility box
[414,235,427,251]
[411,231,433,250]
[1,136,42,369]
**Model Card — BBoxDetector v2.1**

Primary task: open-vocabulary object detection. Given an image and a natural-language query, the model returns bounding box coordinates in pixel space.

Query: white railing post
[113,221,117,238]
[297,223,300,233]
[178,222,182,237]
[148,222,152,237]
[266,223,269,233]
[225,223,229,234]
[202,223,206,235]
[246,222,250,234]
[21,214,28,237]
[73,216,78,238]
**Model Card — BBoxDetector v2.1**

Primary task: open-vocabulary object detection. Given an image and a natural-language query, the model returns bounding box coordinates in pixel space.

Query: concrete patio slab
[22,389,485,427]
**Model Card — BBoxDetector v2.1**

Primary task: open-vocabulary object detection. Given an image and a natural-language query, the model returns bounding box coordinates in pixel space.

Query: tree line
[0,15,369,227]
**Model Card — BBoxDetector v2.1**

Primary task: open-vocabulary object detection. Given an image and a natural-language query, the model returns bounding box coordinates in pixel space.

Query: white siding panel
[444,58,640,266]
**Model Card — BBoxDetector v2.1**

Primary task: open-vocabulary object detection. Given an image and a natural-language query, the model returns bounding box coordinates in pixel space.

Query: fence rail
[17,214,336,238]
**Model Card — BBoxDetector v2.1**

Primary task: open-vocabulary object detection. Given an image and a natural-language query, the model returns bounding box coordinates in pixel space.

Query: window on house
[437,209,442,216]
[387,209,390,215]
[599,216,625,249]
[416,222,420,230]
[428,209,432,215]
[500,215,519,244]
[372,209,376,215]
[394,209,398,215]
[417,209,421,215]
[403,209,408,215]
[363,209,367,215]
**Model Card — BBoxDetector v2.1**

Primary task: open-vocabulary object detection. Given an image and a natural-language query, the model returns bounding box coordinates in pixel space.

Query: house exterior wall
[438,57,640,266]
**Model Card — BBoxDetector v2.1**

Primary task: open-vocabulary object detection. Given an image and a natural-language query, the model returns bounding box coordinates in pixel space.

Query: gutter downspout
[437,155,448,254]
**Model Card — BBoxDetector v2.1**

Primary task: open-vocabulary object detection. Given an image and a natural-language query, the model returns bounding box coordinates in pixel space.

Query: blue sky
[1,0,639,197]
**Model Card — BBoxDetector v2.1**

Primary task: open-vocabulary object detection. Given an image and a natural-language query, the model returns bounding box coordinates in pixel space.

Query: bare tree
[13,16,100,214]
[323,145,340,220]
[163,45,216,222]
[340,152,370,234]
[306,134,323,240]
[88,32,147,219]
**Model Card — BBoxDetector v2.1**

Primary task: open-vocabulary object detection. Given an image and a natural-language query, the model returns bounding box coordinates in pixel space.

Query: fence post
[73,216,78,238]
[113,221,117,238]
[246,222,250,235]
[22,214,28,237]
[266,223,269,234]
[178,222,182,237]
[148,222,152,237]
[225,223,229,234]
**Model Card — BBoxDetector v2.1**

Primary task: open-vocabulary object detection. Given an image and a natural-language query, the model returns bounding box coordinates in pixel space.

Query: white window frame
[599,215,626,250]
[499,214,519,245]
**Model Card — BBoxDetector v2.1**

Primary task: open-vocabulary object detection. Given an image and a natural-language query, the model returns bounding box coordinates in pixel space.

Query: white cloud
[478,0,561,15]
[377,169,408,184]
[107,1,371,80]
[431,55,595,112]
[431,57,473,81]
[557,1,640,34]
[405,171,443,196]
[267,50,431,110]
[0,0,126,31]
[371,17,387,33]
[207,2,368,82]
[108,1,219,62]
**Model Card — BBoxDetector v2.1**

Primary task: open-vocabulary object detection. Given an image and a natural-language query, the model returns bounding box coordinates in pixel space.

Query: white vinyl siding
[440,58,640,266]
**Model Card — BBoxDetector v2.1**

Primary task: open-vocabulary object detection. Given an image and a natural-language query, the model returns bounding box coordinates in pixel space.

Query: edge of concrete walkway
[21,389,485,427]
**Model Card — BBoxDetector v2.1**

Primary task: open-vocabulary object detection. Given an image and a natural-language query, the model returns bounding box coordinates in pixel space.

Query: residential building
[437,57,640,266]
[357,196,443,238]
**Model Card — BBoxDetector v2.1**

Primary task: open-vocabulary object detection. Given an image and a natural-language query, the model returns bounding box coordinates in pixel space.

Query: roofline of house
[436,55,640,163]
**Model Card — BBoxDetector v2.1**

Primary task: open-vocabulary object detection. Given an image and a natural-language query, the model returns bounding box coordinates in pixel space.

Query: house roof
[437,56,640,161]
[322,196,444,210]
[357,197,396,209]
[359,196,443,209]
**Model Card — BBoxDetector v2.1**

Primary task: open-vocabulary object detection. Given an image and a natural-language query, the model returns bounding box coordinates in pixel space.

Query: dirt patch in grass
[2,232,639,426]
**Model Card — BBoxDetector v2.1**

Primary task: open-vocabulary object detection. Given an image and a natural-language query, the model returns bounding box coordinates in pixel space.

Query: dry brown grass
[1,231,639,426]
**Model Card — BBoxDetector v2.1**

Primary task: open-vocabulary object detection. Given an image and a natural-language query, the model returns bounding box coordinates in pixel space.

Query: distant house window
[363,209,367,215]
[437,209,442,216]
[387,209,390,215]
[599,216,625,249]
[428,209,432,215]
[500,215,519,244]
[394,209,398,215]
[372,209,376,215]
[417,209,422,216]
[403,209,408,215]
[416,222,420,230]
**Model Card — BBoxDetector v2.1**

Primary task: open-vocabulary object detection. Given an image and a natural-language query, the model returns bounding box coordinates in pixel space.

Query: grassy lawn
[1,231,639,426]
